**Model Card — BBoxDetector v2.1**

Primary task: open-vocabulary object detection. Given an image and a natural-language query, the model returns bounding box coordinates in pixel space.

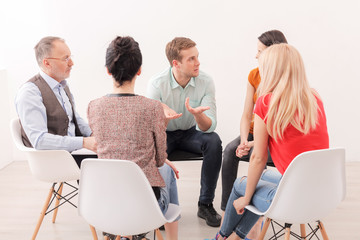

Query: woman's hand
[233,197,249,215]
[236,140,254,158]
[165,159,179,179]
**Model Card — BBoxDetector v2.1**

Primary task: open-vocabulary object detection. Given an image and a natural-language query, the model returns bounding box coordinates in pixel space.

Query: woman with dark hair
[87,36,179,240]
[257,30,287,47]
[221,30,287,239]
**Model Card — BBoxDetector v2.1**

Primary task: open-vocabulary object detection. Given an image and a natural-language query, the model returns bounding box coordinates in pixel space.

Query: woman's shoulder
[248,67,260,85]
[249,67,259,75]
[135,96,164,120]
[255,94,271,110]
[254,93,272,121]
[136,95,163,108]
[256,93,271,104]
[88,96,108,107]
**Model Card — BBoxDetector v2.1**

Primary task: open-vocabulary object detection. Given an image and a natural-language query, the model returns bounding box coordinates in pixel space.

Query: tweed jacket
[87,94,167,187]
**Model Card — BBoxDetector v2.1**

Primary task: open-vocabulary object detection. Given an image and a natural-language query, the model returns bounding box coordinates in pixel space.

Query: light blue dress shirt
[147,67,217,133]
[15,71,92,152]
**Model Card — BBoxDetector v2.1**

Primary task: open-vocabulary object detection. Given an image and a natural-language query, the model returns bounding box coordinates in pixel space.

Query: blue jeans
[166,127,222,204]
[220,170,282,239]
[158,163,180,221]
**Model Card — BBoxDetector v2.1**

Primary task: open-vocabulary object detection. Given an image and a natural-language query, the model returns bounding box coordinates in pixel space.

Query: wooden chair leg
[258,218,271,240]
[52,182,64,223]
[300,224,307,240]
[31,185,54,240]
[284,226,291,240]
[155,229,164,240]
[90,225,98,240]
[318,221,329,240]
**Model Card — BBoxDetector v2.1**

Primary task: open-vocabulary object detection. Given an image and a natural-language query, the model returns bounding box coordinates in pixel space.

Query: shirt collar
[39,70,68,90]
[170,67,196,89]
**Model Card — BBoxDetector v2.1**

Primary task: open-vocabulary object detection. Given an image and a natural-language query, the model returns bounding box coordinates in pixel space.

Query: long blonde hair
[257,44,319,141]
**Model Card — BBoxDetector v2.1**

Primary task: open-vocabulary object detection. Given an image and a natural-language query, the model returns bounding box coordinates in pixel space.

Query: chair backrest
[78,159,172,236]
[10,118,80,182]
[10,117,35,152]
[265,148,346,224]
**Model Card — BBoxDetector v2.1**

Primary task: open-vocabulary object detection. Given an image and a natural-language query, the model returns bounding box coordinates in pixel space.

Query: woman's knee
[233,176,247,194]
[234,176,247,183]
[160,164,174,182]
[260,169,282,184]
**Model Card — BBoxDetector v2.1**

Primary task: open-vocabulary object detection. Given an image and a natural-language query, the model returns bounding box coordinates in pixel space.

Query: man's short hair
[34,36,64,67]
[165,37,196,66]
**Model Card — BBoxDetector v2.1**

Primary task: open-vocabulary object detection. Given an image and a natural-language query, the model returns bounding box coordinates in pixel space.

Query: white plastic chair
[245,148,346,240]
[10,118,80,240]
[78,159,181,240]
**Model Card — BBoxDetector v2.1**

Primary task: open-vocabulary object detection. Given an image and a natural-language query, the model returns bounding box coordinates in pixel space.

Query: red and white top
[254,93,329,174]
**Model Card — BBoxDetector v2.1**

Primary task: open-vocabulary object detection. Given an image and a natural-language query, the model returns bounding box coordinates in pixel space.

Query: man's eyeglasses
[46,55,73,63]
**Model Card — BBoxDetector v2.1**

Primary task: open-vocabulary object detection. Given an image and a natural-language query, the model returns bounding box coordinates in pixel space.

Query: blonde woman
[210,44,329,240]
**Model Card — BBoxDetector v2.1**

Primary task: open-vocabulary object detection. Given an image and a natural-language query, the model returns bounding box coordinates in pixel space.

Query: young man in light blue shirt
[15,36,97,167]
[147,37,222,227]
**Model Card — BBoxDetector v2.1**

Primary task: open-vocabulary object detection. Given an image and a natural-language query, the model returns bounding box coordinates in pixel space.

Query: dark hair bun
[105,36,142,86]
[113,37,133,58]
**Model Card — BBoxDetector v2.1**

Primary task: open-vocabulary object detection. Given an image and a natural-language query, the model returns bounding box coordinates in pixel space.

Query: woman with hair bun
[87,36,179,240]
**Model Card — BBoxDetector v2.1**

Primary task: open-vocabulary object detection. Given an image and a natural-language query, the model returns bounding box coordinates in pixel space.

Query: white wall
[2,0,360,164]
[0,70,13,169]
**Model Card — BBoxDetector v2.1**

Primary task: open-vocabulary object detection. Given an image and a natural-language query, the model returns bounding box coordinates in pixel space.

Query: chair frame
[260,219,327,240]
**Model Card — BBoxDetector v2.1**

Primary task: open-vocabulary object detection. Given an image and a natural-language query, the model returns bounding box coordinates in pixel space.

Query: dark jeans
[72,154,98,168]
[221,134,273,210]
[166,127,222,204]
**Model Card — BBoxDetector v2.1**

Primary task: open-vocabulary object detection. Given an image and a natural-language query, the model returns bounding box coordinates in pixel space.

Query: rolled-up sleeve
[197,79,217,133]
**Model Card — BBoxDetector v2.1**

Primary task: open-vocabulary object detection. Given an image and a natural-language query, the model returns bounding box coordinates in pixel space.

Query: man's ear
[137,66,142,76]
[42,58,50,69]
[172,59,179,68]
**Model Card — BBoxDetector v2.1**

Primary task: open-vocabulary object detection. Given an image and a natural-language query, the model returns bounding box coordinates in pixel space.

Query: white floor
[0,160,359,240]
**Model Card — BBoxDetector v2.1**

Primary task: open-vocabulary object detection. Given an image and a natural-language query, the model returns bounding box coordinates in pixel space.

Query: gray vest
[20,74,82,147]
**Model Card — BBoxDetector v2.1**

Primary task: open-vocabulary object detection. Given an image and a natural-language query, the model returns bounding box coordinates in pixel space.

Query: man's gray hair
[34,36,64,67]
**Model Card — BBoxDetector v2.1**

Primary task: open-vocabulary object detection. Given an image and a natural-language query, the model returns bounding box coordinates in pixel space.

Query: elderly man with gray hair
[15,36,97,167]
